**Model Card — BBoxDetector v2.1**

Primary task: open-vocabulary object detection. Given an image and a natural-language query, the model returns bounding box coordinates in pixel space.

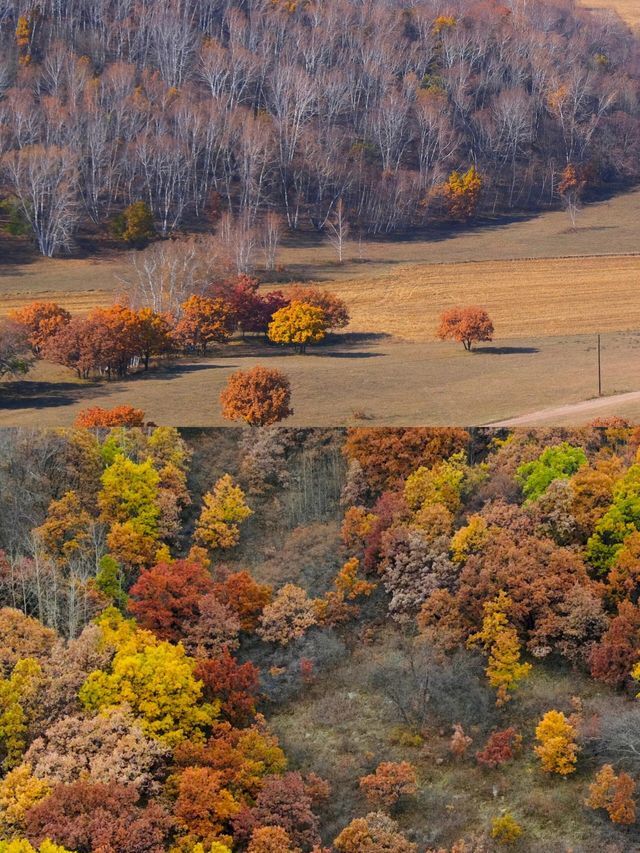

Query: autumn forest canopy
[1,0,639,256]
[2,425,640,851]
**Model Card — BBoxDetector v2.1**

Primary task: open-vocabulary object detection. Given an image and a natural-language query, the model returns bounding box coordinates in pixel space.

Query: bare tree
[259,211,282,272]
[325,197,349,263]
[117,236,219,315]
[2,144,79,257]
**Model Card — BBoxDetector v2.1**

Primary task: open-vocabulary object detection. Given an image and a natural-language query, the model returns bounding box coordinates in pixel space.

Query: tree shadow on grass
[0,380,104,410]
[473,345,539,355]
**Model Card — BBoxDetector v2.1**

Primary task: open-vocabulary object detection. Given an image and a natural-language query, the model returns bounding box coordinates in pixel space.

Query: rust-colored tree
[585,764,636,825]
[10,302,71,354]
[74,406,146,428]
[220,366,293,426]
[437,307,494,351]
[174,296,234,355]
[128,559,214,642]
[359,761,417,808]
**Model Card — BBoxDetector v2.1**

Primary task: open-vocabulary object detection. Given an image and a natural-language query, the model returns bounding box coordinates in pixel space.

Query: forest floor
[1,186,640,425]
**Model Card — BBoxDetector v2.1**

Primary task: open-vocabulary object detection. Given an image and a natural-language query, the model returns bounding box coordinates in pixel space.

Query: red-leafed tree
[476,728,523,769]
[128,559,214,642]
[196,649,260,725]
[590,600,640,690]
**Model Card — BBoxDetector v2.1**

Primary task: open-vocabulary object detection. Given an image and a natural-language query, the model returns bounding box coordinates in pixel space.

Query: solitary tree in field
[326,198,349,263]
[437,306,494,351]
[558,163,587,229]
[220,366,293,426]
[268,301,327,353]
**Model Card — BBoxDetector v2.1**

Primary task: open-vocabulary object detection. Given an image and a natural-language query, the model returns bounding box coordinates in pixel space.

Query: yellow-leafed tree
[534,710,579,775]
[468,591,531,705]
[194,474,252,550]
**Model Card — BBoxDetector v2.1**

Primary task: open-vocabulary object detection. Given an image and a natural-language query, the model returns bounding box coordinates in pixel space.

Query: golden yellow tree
[194,474,253,550]
[267,301,327,353]
[534,710,579,775]
[443,166,482,219]
[467,591,531,705]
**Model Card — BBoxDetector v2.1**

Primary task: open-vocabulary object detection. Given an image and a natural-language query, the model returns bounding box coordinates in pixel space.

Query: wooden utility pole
[597,333,602,397]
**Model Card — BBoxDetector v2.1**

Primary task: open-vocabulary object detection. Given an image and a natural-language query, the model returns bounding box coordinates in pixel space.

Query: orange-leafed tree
[248,826,301,853]
[558,163,588,228]
[132,308,174,370]
[174,295,234,355]
[443,165,482,219]
[74,406,146,428]
[437,306,494,351]
[359,761,417,808]
[220,366,293,427]
[211,570,273,632]
[585,764,636,825]
[9,301,71,354]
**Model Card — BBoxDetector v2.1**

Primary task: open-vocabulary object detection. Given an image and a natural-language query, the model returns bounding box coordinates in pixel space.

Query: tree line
[1,281,350,381]
[0,0,639,255]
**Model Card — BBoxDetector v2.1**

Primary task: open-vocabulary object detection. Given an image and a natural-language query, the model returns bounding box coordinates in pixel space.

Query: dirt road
[490,390,640,426]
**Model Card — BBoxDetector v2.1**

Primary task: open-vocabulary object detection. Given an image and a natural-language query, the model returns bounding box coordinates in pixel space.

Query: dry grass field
[302,254,640,341]
[1,182,640,426]
[581,0,640,27]
[3,330,640,427]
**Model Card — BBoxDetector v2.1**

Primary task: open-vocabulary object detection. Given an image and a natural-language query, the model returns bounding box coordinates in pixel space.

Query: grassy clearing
[1,185,639,426]
[4,331,640,427]
[298,254,640,342]
[269,625,627,851]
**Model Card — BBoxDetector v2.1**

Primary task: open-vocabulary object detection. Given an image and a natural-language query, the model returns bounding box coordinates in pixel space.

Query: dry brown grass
[1,186,640,326]
[580,0,640,26]
[4,331,640,427]
[298,254,640,341]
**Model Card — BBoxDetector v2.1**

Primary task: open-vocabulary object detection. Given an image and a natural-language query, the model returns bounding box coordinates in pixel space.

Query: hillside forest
[1,0,640,257]
[3,425,640,851]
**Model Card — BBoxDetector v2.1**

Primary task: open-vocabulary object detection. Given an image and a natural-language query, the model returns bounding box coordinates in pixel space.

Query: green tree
[112,201,156,247]
[516,443,587,502]
[587,463,640,573]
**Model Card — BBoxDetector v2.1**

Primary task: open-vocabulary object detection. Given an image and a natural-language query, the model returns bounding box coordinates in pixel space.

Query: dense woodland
[0,0,639,256]
[3,425,640,850]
